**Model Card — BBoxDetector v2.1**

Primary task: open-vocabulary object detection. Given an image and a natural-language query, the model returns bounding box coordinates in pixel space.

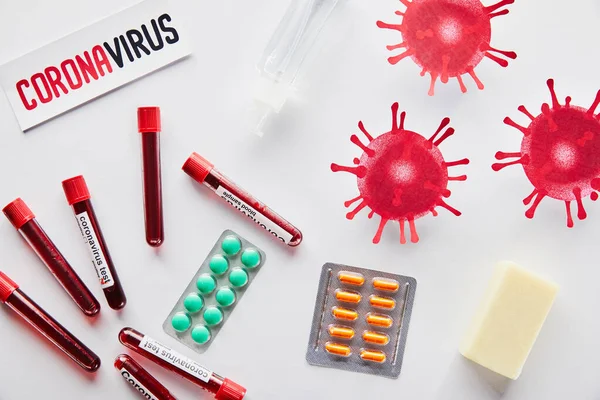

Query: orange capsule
[366,313,393,328]
[332,307,359,321]
[360,349,387,363]
[338,272,365,287]
[325,342,352,357]
[373,278,400,292]
[362,331,390,345]
[369,295,396,310]
[336,290,362,304]
[328,325,355,340]
[372,278,400,293]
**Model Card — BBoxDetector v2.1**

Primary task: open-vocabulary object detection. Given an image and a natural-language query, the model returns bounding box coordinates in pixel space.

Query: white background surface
[0,0,598,399]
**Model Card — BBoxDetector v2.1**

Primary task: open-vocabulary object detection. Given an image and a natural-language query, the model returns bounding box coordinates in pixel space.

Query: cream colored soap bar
[459,261,558,380]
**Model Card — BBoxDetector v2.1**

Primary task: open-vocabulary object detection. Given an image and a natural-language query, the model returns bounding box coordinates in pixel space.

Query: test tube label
[119,368,159,400]
[215,187,293,244]
[138,336,212,382]
[75,211,114,288]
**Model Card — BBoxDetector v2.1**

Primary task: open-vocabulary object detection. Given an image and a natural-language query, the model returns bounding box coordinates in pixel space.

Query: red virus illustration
[331,103,470,244]
[493,79,600,227]
[376,0,517,95]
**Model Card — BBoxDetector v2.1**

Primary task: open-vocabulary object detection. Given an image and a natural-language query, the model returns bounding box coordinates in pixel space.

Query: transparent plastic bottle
[249,0,342,136]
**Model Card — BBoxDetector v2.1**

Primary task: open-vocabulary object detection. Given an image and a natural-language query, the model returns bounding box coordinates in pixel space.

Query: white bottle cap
[248,76,293,137]
[247,100,274,138]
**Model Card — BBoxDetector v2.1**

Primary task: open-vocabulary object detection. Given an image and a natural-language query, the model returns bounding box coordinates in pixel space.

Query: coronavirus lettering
[16,13,179,110]
[121,370,157,400]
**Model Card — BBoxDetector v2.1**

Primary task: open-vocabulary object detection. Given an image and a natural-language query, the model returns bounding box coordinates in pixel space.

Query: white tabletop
[0,0,597,399]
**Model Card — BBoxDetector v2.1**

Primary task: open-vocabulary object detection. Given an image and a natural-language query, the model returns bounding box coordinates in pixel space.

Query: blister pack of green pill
[162,229,266,353]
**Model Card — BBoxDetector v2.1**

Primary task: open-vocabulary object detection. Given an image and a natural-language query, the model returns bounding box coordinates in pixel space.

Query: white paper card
[0,0,191,131]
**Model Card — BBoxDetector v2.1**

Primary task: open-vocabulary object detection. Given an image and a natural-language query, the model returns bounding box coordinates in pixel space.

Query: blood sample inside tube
[62,175,127,310]
[0,271,100,372]
[138,107,164,247]
[119,327,246,400]
[3,198,100,317]
[20,220,101,316]
[115,354,177,400]
[72,200,126,309]
[182,152,303,247]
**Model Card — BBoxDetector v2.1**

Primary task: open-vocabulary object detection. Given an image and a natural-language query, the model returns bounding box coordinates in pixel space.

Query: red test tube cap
[0,271,18,303]
[62,175,91,205]
[215,378,246,400]
[3,198,35,230]
[138,107,161,133]
[182,152,214,183]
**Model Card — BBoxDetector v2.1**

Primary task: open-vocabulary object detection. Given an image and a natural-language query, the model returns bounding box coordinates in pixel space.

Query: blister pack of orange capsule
[306,263,416,378]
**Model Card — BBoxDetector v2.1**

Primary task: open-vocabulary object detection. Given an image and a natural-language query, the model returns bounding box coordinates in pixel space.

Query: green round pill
[196,274,216,294]
[171,312,191,332]
[203,306,223,326]
[183,293,203,313]
[191,325,211,344]
[209,255,229,275]
[229,268,248,288]
[221,235,241,256]
[241,248,261,268]
[216,287,236,307]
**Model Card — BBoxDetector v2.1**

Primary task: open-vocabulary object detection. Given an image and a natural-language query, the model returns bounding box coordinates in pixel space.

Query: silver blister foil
[163,229,266,353]
[306,262,416,378]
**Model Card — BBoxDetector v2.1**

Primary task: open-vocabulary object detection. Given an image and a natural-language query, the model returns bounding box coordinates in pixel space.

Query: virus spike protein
[377,0,517,96]
[493,79,600,227]
[331,103,470,244]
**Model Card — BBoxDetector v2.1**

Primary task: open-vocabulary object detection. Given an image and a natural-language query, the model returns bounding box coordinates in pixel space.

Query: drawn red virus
[376,0,517,95]
[493,79,600,227]
[331,103,470,244]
